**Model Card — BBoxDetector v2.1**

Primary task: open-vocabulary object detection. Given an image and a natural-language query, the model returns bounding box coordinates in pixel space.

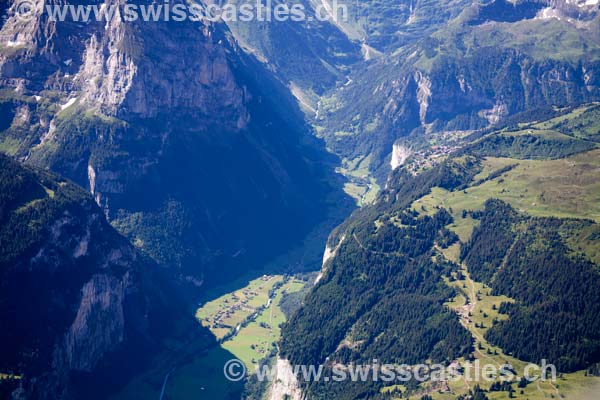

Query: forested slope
[280,104,600,398]
[0,154,193,399]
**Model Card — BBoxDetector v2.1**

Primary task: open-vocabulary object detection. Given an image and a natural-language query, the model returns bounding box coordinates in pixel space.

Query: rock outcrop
[267,359,304,400]
[390,143,412,170]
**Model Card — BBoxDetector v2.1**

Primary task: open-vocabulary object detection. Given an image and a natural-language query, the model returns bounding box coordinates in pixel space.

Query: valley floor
[109,274,309,400]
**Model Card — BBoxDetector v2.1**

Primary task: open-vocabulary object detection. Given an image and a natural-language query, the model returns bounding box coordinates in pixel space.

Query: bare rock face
[390,143,412,170]
[267,359,304,400]
[0,0,249,128]
[0,0,99,90]
[77,28,138,117]
[74,2,250,127]
[0,154,178,400]
[414,70,432,126]
[56,273,126,372]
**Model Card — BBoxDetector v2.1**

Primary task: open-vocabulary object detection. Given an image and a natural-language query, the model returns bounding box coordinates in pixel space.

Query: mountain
[220,0,474,112]
[313,0,600,186]
[0,0,348,285]
[279,104,600,398]
[320,0,473,52]
[0,153,197,399]
[223,0,362,104]
[2,0,600,399]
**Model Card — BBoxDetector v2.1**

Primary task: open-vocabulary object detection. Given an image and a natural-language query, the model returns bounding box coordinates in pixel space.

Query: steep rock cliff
[0,154,181,399]
[0,0,341,283]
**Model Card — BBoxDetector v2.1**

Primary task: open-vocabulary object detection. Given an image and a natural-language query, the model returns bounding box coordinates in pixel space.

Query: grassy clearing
[413,150,600,224]
[504,128,584,141]
[398,130,600,399]
[407,178,600,400]
[343,182,367,203]
[338,155,381,206]
[343,179,380,206]
[439,242,461,264]
[535,104,600,141]
[407,222,600,400]
[0,137,25,156]
[193,275,306,372]
[562,223,600,265]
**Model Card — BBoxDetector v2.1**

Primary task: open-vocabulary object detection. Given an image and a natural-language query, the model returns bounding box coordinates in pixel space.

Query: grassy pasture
[413,150,600,225]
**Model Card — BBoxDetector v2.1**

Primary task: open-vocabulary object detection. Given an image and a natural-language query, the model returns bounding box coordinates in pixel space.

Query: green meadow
[413,149,600,225]
[165,275,306,399]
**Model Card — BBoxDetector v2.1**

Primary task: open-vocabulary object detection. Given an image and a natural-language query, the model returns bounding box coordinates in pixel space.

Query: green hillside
[280,104,600,399]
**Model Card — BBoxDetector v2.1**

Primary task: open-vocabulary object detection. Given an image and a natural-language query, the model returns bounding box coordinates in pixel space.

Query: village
[196,275,282,341]
[405,144,461,175]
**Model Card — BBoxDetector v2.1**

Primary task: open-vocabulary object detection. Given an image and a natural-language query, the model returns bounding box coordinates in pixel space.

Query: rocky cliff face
[0,0,98,90]
[267,359,303,400]
[0,154,178,399]
[75,7,249,126]
[0,0,339,284]
[390,143,412,170]
[0,0,249,150]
